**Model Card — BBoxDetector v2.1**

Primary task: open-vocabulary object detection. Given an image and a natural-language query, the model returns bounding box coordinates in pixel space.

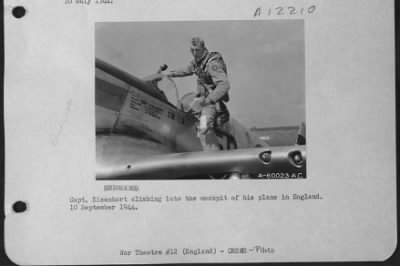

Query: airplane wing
[97,145,306,180]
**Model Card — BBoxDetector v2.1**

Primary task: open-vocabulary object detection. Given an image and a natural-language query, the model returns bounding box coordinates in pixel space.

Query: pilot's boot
[198,128,220,151]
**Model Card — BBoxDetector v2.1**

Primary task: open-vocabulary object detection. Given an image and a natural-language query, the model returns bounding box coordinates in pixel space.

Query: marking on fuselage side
[128,92,164,120]
[129,96,141,111]
[127,88,187,125]
[167,111,175,120]
[167,111,185,125]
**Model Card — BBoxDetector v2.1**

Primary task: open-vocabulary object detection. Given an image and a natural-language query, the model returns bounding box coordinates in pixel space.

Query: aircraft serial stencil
[95,20,306,180]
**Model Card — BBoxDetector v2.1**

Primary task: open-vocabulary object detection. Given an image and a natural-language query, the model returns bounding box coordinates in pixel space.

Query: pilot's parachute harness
[191,52,230,127]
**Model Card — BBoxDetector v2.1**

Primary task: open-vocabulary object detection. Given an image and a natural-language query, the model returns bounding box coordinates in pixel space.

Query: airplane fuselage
[95,58,266,155]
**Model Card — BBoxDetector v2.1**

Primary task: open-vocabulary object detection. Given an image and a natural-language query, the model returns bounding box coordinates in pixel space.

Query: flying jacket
[169,52,230,103]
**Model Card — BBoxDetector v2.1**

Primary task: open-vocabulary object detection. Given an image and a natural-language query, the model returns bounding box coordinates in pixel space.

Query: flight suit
[169,52,230,151]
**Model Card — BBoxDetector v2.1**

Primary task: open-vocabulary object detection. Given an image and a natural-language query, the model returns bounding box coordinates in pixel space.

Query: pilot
[166,37,230,151]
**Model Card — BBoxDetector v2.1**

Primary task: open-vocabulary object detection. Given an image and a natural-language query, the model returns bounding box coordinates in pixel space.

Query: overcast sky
[96,20,305,128]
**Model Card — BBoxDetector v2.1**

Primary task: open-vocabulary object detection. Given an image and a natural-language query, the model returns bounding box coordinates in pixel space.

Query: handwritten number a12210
[253,5,317,17]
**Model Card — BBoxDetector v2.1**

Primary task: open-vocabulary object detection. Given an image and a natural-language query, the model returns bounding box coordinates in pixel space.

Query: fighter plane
[95,58,306,180]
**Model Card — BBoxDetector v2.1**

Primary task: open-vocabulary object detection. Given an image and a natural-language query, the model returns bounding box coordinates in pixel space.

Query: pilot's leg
[198,104,220,151]
[215,101,232,134]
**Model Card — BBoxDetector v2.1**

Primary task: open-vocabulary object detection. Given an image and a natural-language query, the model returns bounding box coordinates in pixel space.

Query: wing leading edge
[97,146,306,180]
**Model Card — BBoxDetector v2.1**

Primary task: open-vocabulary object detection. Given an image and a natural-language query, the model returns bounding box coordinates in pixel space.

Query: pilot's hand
[189,96,205,112]
[163,71,173,78]
[199,97,212,107]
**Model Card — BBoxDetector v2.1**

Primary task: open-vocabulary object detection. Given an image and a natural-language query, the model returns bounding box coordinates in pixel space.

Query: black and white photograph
[95,20,306,180]
[3,0,396,264]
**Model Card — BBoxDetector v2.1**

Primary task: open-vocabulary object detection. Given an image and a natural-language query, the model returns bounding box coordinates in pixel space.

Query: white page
[4,0,396,264]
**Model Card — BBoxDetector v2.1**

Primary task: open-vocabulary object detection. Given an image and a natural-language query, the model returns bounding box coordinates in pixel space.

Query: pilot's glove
[199,97,213,107]
[164,71,174,78]
[189,96,205,112]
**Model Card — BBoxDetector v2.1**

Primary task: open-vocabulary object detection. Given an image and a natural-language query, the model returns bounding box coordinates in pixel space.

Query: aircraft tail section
[296,122,306,145]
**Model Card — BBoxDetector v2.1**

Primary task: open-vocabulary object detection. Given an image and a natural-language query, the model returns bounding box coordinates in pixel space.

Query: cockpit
[143,71,195,112]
